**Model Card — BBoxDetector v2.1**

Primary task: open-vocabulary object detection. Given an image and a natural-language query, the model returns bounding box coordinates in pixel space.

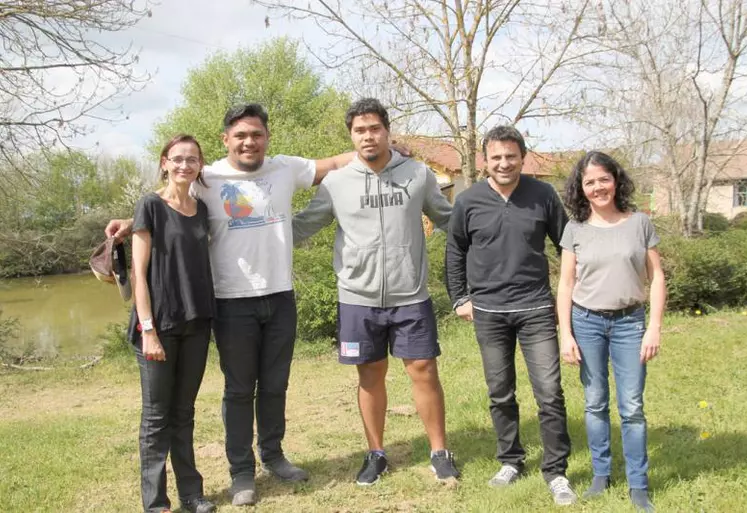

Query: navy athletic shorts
[337,298,440,365]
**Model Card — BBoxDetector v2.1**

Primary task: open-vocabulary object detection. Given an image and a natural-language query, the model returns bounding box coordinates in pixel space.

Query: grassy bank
[1,312,746,512]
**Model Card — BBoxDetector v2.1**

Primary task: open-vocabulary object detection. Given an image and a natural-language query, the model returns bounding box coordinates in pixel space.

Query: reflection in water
[0,273,130,356]
[1,298,33,305]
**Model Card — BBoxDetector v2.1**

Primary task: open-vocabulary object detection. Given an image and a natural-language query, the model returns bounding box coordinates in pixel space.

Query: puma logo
[386,178,412,199]
[360,192,404,209]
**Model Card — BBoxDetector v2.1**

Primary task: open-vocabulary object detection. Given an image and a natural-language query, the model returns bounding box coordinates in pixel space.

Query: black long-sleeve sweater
[445,176,568,311]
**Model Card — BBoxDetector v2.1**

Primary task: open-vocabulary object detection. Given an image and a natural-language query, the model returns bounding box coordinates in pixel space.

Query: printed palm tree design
[262,183,278,220]
[221,183,252,217]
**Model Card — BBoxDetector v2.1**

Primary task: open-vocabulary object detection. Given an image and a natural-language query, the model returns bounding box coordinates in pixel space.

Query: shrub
[658,230,747,311]
[702,212,730,233]
[425,230,452,319]
[652,214,682,237]
[293,223,339,345]
[730,211,747,230]
[0,206,118,278]
[292,226,456,345]
[101,320,133,359]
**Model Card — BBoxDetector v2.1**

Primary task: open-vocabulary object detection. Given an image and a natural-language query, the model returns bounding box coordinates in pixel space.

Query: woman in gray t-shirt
[556,152,666,513]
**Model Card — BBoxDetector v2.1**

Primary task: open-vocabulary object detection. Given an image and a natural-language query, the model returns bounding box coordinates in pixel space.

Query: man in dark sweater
[445,126,576,506]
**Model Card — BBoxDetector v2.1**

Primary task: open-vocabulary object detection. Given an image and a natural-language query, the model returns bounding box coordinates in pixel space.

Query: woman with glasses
[128,134,216,513]
[556,151,665,513]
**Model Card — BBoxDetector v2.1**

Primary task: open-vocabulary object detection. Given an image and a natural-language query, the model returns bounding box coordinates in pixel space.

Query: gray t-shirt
[560,212,660,310]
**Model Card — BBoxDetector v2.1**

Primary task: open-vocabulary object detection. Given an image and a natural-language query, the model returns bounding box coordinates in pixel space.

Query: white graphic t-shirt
[193,156,315,298]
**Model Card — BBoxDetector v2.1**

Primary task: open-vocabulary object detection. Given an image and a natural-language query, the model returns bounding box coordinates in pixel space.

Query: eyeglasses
[167,156,201,166]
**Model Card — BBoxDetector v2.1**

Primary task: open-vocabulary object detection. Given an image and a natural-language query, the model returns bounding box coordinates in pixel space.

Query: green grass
[1,311,746,512]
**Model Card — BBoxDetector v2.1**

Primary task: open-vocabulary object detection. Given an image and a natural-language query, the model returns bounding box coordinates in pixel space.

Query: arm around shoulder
[292,182,335,245]
[422,167,452,232]
[313,151,356,185]
[105,218,135,240]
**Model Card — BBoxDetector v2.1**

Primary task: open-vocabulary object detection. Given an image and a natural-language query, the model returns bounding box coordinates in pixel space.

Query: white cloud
[68,0,595,159]
[70,0,295,158]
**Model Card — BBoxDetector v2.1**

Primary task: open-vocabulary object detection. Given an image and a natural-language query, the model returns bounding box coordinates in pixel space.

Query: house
[397,136,578,235]
[397,136,577,202]
[651,141,747,220]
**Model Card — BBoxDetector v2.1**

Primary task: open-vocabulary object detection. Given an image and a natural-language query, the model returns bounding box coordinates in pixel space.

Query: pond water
[0,273,131,357]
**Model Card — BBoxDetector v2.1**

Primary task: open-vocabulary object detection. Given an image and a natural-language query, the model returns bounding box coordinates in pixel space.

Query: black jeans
[213,291,297,479]
[135,318,211,513]
[472,306,571,481]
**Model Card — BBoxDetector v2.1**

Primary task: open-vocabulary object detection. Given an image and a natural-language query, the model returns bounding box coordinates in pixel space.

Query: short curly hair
[564,151,636,222]
[345,98,390,132]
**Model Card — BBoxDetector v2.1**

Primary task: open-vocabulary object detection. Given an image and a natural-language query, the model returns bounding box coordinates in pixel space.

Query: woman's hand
[640,328,661,363]
[560,334,582,365]
[142,332,166,362]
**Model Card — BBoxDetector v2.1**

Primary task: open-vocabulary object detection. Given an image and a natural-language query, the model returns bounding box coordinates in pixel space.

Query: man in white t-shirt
[106,104,355,506]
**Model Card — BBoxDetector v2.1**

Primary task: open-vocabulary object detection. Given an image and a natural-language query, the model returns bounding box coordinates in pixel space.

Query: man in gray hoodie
[293,98,459,486]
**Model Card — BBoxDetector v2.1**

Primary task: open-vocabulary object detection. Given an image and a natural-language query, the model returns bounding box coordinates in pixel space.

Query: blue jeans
[572,304,649,490]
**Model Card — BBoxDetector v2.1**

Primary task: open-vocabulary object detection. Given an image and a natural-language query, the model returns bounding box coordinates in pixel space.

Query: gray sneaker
[582,475,611,499]
[488,464,521,487]
[630,488,655,512]
[230,475,257,506]
[548,476,577,506]
[262,456,309,482]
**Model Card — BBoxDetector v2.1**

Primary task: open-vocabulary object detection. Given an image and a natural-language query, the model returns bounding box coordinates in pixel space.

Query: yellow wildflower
[695,309,702,315]
[699,431,711,440]
[698,400,708,409]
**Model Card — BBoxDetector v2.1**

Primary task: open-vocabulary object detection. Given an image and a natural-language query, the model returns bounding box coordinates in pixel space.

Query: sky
[74,0,590,160]
[75,0,298,159]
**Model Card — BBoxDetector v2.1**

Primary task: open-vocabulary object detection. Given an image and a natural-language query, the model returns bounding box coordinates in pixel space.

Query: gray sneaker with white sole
[488,464,521,487]
[548,475,577,506]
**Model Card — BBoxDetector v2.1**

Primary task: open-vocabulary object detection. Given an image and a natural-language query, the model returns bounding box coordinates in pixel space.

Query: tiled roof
[651,139,747,181]
[396,136,575,177]
[699,140,747,180]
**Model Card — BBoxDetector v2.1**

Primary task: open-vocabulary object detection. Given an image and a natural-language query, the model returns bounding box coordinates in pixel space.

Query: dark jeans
[135,318,211,513]
[213,291,297,479]
[472,306,571,481]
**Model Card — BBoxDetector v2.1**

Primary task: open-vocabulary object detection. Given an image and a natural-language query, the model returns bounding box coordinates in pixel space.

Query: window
[735,180,747,207]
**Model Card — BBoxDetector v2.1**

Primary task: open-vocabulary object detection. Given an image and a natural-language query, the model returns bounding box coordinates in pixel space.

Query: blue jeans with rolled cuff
[572,304,649,490]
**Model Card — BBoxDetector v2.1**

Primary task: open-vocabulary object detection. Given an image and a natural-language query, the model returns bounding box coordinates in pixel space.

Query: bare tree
[0,0,153,175]
[584,0,747,236]
[253,0,601,184]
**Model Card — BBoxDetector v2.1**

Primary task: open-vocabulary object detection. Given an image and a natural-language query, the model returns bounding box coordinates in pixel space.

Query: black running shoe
[355,452,388,485]
[430,449,460,481]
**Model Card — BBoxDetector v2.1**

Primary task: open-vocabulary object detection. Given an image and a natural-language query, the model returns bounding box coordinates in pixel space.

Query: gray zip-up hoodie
[292,151,452,308]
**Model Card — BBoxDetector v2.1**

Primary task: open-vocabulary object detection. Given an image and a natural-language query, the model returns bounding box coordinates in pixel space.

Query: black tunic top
[128,192,215,342]
[445,176,569,311]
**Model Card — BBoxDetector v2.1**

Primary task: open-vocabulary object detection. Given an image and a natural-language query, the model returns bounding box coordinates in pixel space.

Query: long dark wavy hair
[563,151,636,222]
